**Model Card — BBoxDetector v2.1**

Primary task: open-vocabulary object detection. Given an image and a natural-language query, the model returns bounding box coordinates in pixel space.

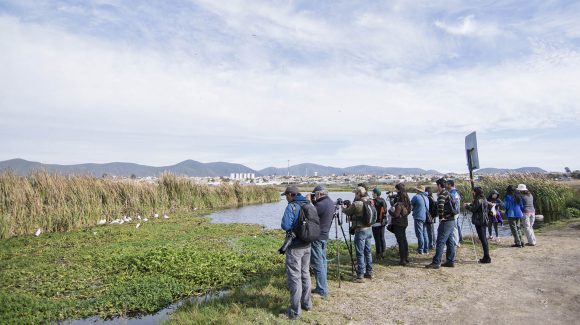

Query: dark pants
[475,225,490,259]
[392,225,408,262]
[488,222,499,237]
[372,225,386,257]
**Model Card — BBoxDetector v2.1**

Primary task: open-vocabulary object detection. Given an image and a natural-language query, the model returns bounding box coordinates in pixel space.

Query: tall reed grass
[456,174,574,223]
[0,171,280,239]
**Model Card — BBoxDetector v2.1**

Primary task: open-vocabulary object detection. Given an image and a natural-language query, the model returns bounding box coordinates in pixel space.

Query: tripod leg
[335,216,341,288]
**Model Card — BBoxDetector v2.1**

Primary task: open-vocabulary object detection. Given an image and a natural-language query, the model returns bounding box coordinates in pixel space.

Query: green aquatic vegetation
[0,215,285,323]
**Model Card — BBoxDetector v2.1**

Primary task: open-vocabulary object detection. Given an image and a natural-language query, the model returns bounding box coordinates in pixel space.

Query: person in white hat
[517,184,537,246]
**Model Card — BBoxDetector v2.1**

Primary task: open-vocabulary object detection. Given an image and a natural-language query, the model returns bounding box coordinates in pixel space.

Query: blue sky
[1,0,579,173]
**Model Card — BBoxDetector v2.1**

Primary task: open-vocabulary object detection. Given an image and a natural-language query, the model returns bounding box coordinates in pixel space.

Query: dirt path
[312,221,580,324]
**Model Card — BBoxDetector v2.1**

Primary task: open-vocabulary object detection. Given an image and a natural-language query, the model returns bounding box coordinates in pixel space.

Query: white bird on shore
[137,215,142,220]
[143,218,148,222]
[110,219,121,224]
[135,223,141,229]
[97,219,107,225]
[34,228,41,237]
[123,215,131,222]
[154,213,159,218]
[93,231,97,235]
[163,214,169,219]
[194,207,198,211]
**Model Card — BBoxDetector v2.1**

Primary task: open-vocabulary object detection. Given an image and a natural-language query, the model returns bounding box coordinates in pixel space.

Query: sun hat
[516,184,528,191]
[415,185,426,193]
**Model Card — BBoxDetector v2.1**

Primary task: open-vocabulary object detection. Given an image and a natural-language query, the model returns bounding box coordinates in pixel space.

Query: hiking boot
[525,243,535,246]
[441,261,455,267]
[425,263,440,269]
[286,309,299,320]
[511,244,521,247]
[353,276,365,283]
[364,273,373,279]
[479,257,491,264]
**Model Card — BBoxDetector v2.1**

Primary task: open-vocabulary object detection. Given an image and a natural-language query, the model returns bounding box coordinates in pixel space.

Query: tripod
[333,205,355,286]
[460,210,479,262]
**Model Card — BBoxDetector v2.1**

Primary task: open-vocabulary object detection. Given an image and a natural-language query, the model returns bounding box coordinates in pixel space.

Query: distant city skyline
[1,1,579,173]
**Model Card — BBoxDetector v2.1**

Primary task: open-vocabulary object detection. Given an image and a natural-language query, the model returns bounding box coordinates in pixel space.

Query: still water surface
[209,192,513,247]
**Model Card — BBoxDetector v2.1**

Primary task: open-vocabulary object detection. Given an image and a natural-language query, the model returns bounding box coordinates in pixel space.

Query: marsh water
[209,191,514,246]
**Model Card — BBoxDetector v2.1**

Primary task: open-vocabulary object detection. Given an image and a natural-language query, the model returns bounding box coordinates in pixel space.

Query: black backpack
[361,200,378,227]
[293,201,321,242]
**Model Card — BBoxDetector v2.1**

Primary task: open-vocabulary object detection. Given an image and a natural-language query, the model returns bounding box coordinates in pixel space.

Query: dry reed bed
[456,174,574,222]
[0,171,279,239]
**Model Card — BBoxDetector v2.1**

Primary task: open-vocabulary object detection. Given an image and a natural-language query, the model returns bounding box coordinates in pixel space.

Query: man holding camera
[342,186,373,282]
[280,185,312,320]
[426,178,457,269]
[309,185,334,299]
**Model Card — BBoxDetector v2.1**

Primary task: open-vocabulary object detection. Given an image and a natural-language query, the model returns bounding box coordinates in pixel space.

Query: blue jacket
[411,192,429,221]
[504,194,524,218]
[281,195,310,247]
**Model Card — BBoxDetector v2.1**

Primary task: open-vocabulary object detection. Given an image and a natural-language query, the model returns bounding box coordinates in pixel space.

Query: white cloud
[435,15,500,39]
[1,1,579,172]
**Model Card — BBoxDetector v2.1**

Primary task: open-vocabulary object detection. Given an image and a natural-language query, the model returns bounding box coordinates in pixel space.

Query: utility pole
[287,160,290,184]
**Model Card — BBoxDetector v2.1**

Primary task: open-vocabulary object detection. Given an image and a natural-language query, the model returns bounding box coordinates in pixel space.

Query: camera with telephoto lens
[336,198,343,205]
[278,231,295,254]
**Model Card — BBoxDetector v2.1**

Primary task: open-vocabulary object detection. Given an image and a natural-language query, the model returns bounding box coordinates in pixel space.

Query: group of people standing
[279,180,537,320]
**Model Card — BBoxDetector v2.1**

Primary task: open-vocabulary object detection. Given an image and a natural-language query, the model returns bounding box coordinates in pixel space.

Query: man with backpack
[425,178,458,269]
[281,185,314,320]
[309,185,334,299]
[343,186,375,282]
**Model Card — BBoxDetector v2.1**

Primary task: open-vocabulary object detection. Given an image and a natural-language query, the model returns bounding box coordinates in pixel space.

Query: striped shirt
[437,189,451,220]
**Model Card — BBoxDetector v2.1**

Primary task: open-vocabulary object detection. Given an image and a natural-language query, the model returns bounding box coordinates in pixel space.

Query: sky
[1,0,579,173]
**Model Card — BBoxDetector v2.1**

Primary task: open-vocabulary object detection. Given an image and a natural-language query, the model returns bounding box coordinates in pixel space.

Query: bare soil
[311,221,580,325]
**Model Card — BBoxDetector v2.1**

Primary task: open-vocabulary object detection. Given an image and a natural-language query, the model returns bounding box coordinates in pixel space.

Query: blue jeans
[310,240,328,297]
[432,219,457,265]
[354,228,373,277]
[414,219,428,253]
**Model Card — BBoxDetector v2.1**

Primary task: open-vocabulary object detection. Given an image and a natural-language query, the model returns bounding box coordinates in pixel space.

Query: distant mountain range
[0,158,547,177]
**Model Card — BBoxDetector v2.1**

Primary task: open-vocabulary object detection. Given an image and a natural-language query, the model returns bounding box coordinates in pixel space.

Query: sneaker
[441,261,455,267]
[425,263,440,269]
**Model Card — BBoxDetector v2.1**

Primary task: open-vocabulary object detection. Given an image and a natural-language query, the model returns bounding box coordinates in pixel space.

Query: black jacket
[314,196,335,240]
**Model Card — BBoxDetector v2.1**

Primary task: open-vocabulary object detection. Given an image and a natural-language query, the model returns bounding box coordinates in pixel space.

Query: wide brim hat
[516,184,528,191]
[415,185,426,193]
